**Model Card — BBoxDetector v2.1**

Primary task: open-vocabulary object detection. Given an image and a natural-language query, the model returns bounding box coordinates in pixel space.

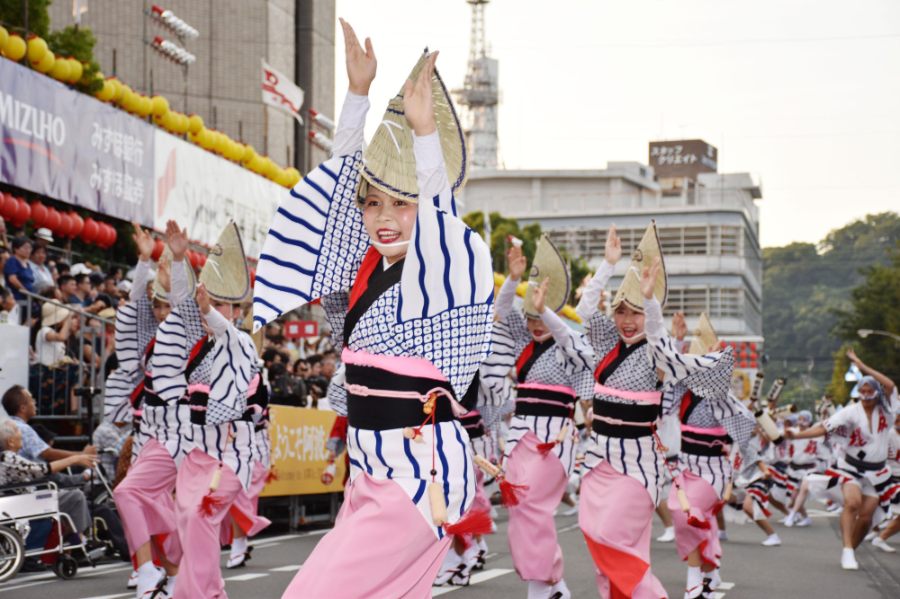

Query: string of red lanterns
[0,192,118,248]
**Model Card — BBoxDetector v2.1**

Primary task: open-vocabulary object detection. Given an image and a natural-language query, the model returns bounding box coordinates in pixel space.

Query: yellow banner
[261,405,347,497]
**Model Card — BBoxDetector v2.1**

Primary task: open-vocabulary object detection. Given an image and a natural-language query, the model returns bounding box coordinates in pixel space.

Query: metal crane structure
[454,0,500,169]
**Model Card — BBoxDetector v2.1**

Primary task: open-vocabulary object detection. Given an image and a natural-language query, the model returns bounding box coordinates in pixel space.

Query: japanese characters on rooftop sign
[649,139,718,180]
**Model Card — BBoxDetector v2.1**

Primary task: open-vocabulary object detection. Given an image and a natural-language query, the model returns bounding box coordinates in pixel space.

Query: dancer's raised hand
[340,18,376,96]
[403,52,438,136]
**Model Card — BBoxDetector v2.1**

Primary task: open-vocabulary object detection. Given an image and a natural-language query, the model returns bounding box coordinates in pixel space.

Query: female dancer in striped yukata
[150,222,269,599]
[252,20,494,599]
[662,312,759,599]
[575,223,731,599]
[113,222,195,598]
[479,237,594,599]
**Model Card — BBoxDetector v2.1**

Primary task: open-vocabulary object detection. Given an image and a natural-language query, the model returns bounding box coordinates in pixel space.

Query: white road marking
[556,523,581,533]
[225,573,270,582]
[80,594,132,599]
[269,564,302,572]
[718,582,735,590]
[431,568,515,596]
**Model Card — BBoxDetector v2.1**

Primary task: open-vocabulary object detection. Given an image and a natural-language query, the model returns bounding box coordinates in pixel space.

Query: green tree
[46,25,103,92]
[833,245,900,385]
[0,0,52,37]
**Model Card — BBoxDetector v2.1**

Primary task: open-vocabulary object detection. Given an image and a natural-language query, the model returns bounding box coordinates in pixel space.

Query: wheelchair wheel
[0,525,24,583]
[52,553,78,579]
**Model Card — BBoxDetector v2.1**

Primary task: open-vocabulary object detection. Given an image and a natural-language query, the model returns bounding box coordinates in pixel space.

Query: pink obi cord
[594,384,661,405]
[343,383,468,419]
[341,347,447,381]
[592,414,655,429]
[517,382,576,398]
[681,424,728,437]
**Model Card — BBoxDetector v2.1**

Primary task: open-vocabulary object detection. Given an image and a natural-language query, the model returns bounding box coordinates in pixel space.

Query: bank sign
[0,59,283,254]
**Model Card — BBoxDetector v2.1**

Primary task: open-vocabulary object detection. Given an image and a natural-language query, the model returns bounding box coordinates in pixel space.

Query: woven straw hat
[42,302,71,328]
[359,51,467,202]
[152,247,197,303]
[200,222,250,303]
[688,312,718,355]
[611,221,667,312]
[523,234,570,318]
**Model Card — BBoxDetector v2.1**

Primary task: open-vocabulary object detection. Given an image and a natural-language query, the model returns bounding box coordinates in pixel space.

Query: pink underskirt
[668,471,722,568]
[281,473,451,598]
[505,432,567,583]
[579,461,667,598]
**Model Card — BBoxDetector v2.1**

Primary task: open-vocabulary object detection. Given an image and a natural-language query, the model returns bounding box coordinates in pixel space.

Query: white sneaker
[872,536,897,553]
[841,548,859,570]
[795,516,813,527]
[762,533,782,547]
[656,527,676,543]
[864,530,877,542]
[784,512,796,527]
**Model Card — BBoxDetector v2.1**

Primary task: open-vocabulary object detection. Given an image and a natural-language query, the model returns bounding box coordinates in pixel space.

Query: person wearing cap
[467,237,593,598]
[254,20,494,599]
[786,349,898,570]
[574,223,732,599]
[113,222,196,598]
[31,301,81,413]
[145,221,268,599]
[4,236,35,301]
[33,226,54,246]
[661,312,761,598]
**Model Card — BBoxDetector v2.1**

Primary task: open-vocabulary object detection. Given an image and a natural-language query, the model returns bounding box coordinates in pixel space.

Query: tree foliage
[763,212,900,406]
[463,211,587,305]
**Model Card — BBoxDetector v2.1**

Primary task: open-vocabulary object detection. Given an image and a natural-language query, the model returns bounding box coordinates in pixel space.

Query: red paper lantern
[31,201,48,228]
[0,193,15,220]
[57,212,73,238]
[188,250,202,270]
[151,238,165,261]
[14,197,31,226]
[106,225,118,247]
[96,223,113,248]
[68,211,84,238]
[45,207,61,233]
[197,252,207,267]
[80,218,100,244]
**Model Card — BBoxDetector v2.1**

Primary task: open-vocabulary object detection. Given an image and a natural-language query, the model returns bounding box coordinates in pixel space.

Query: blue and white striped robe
[251,151,494,537]
[149,298,259,489]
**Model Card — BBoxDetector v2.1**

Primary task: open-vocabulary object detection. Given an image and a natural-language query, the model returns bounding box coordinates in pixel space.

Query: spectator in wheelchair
[0,419,97,538]
[1,385,96,463]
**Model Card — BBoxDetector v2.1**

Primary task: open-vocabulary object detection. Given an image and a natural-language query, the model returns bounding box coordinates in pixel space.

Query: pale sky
[333,0,900,248]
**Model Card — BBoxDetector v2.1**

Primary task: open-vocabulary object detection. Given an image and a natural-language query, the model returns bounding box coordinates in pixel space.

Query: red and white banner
[262,59,304,123]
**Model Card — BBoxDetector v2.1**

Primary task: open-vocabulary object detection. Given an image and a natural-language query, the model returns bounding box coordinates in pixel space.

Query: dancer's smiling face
[361,187,416,263]
[526,316,551,342]
[613,304,646,343]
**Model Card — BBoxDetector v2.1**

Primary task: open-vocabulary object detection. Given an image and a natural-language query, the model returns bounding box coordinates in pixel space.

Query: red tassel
[687,514,711,530]
[442,509,493,537]
[199,492,225,516]
[499,477,528,507]
[265,467,279,483]
[536,441,557,456]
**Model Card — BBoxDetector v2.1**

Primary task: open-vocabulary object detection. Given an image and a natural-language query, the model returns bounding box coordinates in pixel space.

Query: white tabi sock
[686,566,702,589]
[135,562,163,596]
[527,580,553,599]
[230,536,248,559]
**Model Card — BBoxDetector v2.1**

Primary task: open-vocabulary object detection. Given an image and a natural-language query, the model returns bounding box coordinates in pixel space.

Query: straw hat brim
[524,234,570,317]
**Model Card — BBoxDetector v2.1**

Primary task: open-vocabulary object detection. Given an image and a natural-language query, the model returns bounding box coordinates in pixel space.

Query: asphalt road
[3,501,899,598]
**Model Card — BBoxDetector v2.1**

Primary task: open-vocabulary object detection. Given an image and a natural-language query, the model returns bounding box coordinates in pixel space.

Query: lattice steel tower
[454,0,499,169]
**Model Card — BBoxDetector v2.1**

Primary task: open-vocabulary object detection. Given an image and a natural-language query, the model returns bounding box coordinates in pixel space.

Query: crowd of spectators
[1,223,127,416]
[258,323,340,410]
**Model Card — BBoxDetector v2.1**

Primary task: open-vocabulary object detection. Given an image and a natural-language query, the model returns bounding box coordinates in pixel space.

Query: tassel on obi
[443,509,493,537]
[687,510,711,530]
[536,424,569,456]
[402,427,425,443]
[199,464,225,517]
[473,454,527,507]
[428,481,448,526]
[320,460,336,485]
[721,480,734,504]
[266,466,280,484]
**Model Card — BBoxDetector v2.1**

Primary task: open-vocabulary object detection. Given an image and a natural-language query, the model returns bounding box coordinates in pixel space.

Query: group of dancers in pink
[103,17,899,599]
